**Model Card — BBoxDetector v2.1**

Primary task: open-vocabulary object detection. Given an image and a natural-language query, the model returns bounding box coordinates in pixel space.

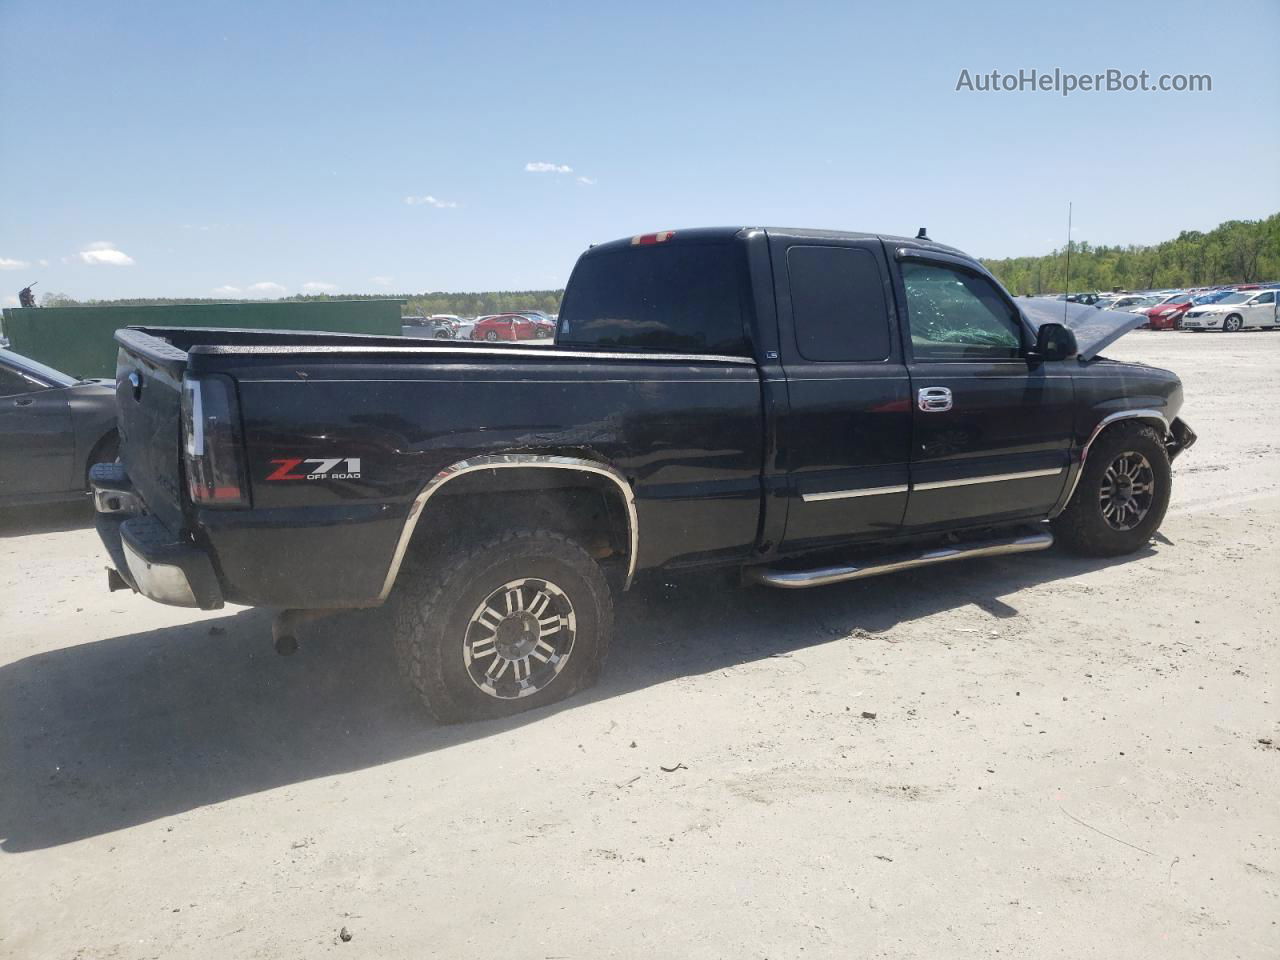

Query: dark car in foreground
[0,349,119,507]
[93,226,1195,721]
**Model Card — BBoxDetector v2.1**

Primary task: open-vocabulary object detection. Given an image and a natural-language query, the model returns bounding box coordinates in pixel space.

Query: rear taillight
[181,374,249,507]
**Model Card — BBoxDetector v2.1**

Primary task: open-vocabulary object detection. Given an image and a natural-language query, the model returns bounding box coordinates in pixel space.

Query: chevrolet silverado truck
[92,227,1196,721]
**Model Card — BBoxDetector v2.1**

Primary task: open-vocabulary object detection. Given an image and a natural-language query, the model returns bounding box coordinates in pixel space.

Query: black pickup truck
[93,227,1196,721]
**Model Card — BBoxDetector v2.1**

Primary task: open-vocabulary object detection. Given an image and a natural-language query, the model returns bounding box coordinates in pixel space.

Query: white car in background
[1181,290,1279,331]
[1122,295,1161,313]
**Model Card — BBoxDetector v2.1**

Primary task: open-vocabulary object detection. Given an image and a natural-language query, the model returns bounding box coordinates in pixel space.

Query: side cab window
[900,260,1025,360]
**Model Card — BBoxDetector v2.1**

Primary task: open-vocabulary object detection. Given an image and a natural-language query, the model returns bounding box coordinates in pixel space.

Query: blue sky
[1,0,1277,304]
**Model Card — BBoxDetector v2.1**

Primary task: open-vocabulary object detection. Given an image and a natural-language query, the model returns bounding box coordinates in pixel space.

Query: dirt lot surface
[2,332,1277,959]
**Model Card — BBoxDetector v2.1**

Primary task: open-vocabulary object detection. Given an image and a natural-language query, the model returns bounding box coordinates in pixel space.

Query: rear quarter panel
[201,352,764,604]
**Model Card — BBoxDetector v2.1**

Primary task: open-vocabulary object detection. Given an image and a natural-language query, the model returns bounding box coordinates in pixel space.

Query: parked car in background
[1143,292,1197,330]
[1121,295,1161,313]
[0,349,119,507]
[402,315,457,339]
[471,313,551,341]
[1096,294,1150,312]
[1182,290,1279,331]
[524,314,557,338]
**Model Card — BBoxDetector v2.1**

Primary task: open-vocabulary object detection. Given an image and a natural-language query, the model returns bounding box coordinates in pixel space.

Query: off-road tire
[391,529,613,722]
[1052,422,1171,557]
[1223,314,1243,332]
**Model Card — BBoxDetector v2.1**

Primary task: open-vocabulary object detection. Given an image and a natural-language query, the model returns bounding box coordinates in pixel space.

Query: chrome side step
[745,527,1054,590]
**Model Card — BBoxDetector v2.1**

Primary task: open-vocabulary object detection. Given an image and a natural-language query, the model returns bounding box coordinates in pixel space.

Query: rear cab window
[557,240,751,355]
[785,245,892,362]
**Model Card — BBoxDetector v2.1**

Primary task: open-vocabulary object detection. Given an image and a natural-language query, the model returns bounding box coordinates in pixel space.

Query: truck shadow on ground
[0,543,1153,852]
[0,501,94,538]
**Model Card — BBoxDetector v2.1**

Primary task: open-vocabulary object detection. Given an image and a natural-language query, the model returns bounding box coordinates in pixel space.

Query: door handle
[917,386,953,413]
[14,397,34,407]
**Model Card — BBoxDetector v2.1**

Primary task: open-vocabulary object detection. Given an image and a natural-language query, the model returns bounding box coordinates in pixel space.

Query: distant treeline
[34,289,565,317]
[982,213,1279,295]
[25,214,1279,311]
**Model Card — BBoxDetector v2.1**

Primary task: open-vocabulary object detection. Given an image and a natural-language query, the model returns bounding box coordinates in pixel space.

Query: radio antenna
[1063,201,1073,322]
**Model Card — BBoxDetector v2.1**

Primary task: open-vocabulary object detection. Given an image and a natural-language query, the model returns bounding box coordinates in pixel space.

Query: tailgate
[113,329,189,531]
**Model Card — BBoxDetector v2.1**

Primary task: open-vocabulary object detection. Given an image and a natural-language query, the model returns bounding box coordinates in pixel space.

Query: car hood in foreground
[1019,298,1146,360]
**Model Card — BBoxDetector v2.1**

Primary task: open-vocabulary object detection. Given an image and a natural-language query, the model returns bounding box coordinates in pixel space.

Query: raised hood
[1019,298,1146,360]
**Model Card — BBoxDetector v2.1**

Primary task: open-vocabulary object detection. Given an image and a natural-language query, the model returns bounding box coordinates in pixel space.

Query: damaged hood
[1019,298,1146,360]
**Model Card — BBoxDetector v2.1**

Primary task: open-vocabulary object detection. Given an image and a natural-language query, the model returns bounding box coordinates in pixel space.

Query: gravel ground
[1,331,1277,959]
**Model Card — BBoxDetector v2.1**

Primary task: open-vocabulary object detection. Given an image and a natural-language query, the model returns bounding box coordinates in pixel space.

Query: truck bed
[112,326,766,606]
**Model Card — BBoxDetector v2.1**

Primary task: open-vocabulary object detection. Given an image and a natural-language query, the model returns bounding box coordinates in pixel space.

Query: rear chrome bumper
[91,463,224,610]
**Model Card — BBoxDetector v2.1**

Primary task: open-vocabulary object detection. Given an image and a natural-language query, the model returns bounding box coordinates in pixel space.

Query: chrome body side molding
[800,484,909,502]
[1048,409,1170,519]
[378,454,638,601]
[913,467,1063,492]
[746,527,1053,589]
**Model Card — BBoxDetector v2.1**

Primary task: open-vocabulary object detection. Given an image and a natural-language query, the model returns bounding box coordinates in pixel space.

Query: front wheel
[391,529,613,722]
[485,331,499,341]
[1223,314,1243,332]
[1052,422,1171,557]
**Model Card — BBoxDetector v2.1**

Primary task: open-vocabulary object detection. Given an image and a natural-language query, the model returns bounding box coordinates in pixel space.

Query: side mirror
[1029,322,1078,362]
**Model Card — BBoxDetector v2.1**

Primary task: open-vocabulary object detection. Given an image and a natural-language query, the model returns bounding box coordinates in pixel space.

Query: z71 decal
[267,457,363,481]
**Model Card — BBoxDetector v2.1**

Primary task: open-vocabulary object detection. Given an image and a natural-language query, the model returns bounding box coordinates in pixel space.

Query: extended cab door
[892,250,1074,530]
[772,235,912,552]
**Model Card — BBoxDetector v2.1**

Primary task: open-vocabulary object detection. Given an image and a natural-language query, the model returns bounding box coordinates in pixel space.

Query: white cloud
[248,281,286,295]
[525,162,573,174]
[0,257,30,270]
[369,275,394,287]
[576,176,597,186]
[79,241,135,266]
[38,259,49,267]
[302,281,337,293]
[404,195,458,208]
[212,285,242,296]
[3,295,18,307]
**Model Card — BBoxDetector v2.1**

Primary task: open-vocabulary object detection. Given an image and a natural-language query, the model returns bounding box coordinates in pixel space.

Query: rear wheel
[391,529,613,722]
[485,331,499,341]
[84,431,119,489]
[1052,422,1171,556]
[1223,314,1243,332]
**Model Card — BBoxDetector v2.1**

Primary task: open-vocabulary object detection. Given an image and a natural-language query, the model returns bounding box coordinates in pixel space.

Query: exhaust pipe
[271,609,334,656]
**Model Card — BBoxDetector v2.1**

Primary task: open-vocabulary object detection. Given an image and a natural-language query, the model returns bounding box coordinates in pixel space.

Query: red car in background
[470,314,553,341]
[1143,293,1196,330]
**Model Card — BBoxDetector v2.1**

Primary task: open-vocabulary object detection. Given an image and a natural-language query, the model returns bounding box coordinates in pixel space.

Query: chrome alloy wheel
[463,578,577,699]
[1099,451,1155,531]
